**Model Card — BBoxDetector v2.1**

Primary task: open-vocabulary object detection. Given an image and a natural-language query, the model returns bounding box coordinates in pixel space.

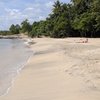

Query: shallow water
[0,39,32,96]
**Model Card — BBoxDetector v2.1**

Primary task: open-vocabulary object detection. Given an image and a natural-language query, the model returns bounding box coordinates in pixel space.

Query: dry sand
[0,38,100,100]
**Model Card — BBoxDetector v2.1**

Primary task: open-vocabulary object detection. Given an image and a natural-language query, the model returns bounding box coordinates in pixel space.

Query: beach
[0,38,100,100]
[0,39,32,96]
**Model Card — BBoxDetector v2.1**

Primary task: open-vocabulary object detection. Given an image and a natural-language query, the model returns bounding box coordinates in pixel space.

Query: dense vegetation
[9,24,20,34]
[0,31,10,35]
[8,0,100,38]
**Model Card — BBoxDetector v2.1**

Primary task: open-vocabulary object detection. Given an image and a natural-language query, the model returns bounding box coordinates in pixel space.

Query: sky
[0,0,71,30]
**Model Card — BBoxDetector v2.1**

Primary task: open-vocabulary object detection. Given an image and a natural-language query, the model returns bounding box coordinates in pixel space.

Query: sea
[0,39,32,96]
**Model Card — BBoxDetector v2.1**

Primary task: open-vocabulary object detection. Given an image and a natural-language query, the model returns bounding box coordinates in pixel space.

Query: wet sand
[0,38,100,100]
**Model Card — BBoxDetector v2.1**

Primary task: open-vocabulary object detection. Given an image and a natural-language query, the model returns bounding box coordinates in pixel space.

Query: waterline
[0,39,33,96]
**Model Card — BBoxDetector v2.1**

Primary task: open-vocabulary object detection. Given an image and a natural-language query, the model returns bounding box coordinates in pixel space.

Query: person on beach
[76,38,88,43]
[82,38,88,43]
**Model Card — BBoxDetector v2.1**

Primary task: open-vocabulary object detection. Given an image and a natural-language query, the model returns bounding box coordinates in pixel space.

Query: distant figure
[76,38,88,43]
[83,38,88,43]
[85,38,88,43]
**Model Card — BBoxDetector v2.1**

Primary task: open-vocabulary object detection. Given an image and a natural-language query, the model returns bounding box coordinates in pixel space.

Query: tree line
[0,31,10,35]
[9,0,100,38]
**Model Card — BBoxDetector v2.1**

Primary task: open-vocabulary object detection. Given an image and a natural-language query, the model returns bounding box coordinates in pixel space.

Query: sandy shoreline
[0,38,100,100]
[0,34,28,39]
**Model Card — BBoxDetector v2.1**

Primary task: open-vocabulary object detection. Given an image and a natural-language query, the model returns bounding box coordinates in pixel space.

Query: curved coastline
[0,39,34,96]
[2,51,34,97]
[0,38,100,100]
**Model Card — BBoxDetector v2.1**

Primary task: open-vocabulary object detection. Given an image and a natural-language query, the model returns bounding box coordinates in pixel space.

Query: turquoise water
[0,39,32,96]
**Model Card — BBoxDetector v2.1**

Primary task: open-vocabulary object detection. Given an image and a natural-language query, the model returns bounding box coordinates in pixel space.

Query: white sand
[0,38,100,100]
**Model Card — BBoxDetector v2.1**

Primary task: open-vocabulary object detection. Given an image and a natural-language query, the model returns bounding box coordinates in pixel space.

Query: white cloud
[25,7,34,11]
[5,8,21,17]
[45,1,54,8]
[0,0,70,30]
[38,16,45,20]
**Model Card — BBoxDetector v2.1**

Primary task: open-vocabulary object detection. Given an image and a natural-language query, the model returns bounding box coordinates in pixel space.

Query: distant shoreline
[0,34,28,39]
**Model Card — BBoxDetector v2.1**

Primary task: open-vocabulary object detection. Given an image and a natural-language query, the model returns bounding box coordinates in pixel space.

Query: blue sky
[0,0,71,30]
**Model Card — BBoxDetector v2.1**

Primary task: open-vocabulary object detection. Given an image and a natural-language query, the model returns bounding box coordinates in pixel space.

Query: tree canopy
[8,0,100,38]
[9,24,20,34]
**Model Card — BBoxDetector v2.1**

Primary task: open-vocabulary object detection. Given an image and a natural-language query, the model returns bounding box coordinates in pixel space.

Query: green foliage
[72,0,100,37]
[0,31,10,35]
[21,19,32,34]
[73,13,95,37]
[95,16,100,32]
[48,1,73,38]
[9,24,20,34]
[8,0,100,38]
